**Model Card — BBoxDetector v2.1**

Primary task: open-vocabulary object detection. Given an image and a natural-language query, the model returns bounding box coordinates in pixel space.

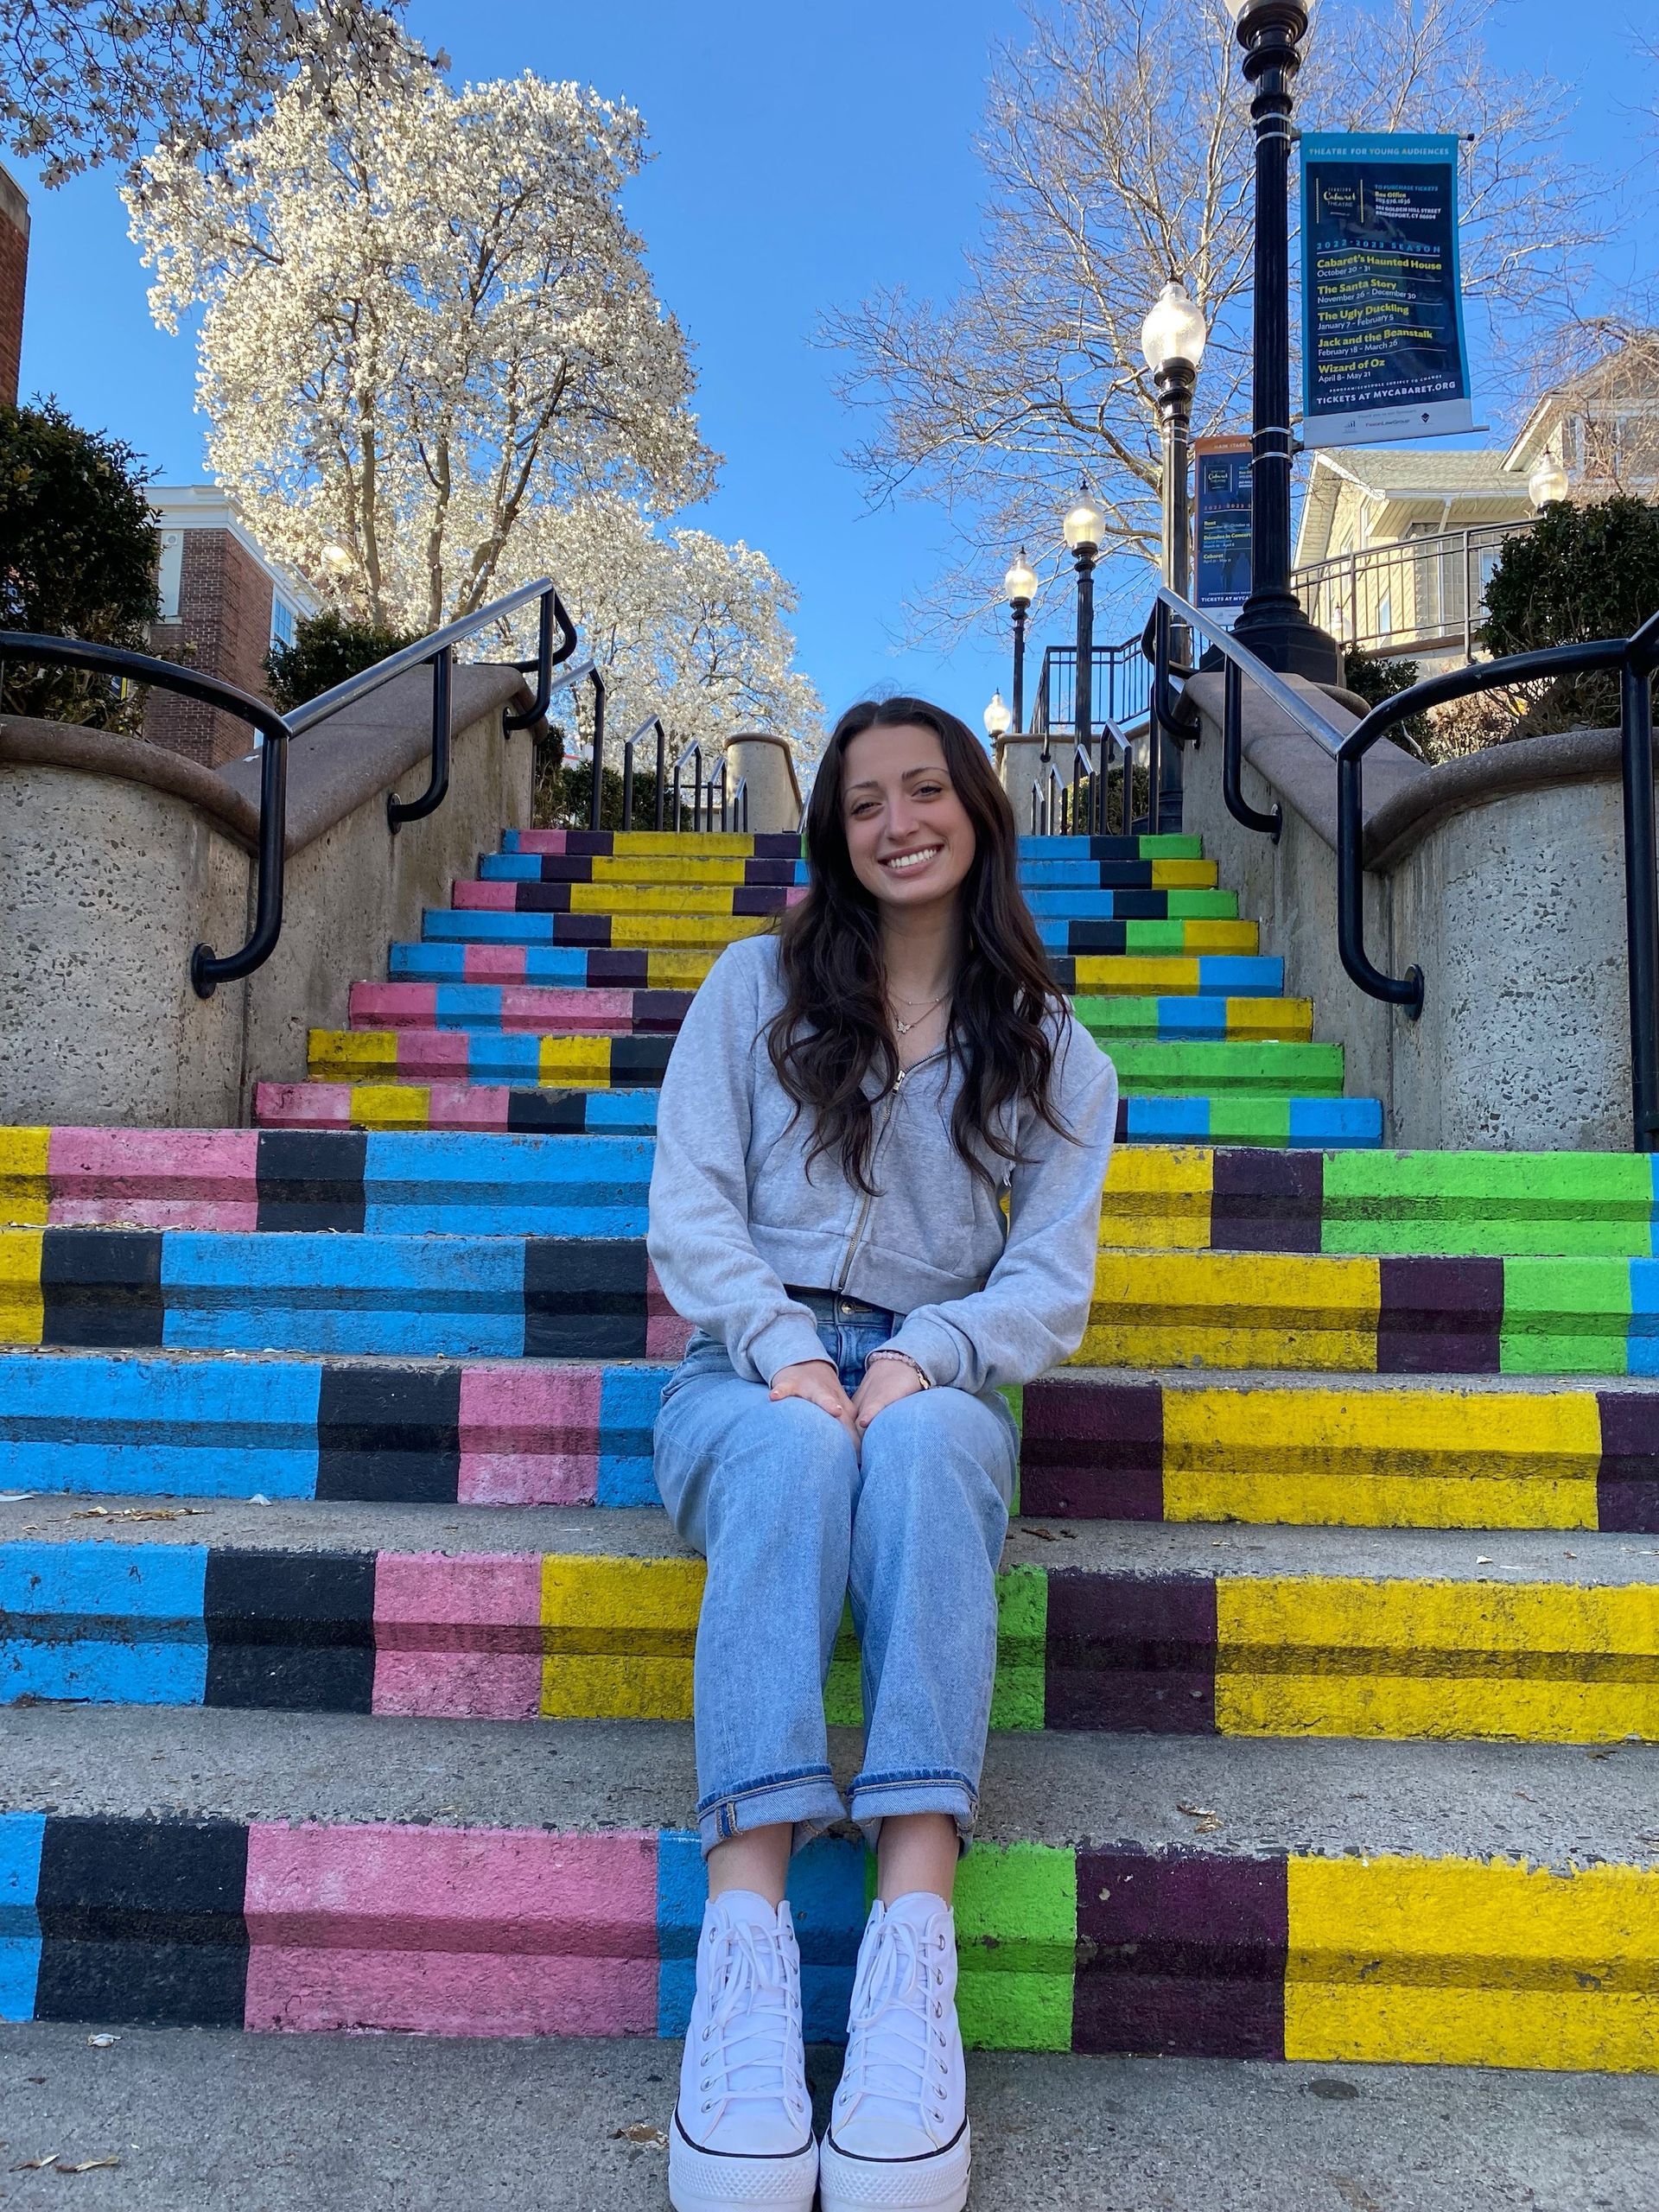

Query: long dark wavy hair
[766,695,1074,1196]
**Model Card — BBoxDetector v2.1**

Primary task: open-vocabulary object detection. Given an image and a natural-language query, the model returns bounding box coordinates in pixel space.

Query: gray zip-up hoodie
[645,935,1118,1393]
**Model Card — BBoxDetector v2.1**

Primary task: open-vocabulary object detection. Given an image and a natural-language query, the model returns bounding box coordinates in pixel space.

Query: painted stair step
[1022,1371,1659,1532]
[497,828,1205,860]
[501,830,806,859]
[14,1135,1630,1255]
[388,941,1290,1000]
[9,1347,1657,1533]
[0,1230,689,1362]
[1080,1249,1659,1376]
[490,828,1206,861]
[3,1502,1654,1747]
[256,1083,1381,1148]
[3,1704,1656,2069]
[420,909,1262,957]
[12,1231,1659,1375]
[1099,1147,1659,1257]
[477,852,1222,892]
[308,1030,1345,1097]
[453,879,1238,923]
[347,981,1315,1048]
[454,878,810,917]
[0,1129,655,1236]
[1013,833,1206,859]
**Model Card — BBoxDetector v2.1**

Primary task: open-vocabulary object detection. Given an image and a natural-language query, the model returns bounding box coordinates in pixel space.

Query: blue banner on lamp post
[1300,131,1474,448]
[1193,435,1254,613]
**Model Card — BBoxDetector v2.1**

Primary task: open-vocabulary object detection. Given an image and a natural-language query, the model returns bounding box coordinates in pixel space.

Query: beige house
[1290,333,1659,664]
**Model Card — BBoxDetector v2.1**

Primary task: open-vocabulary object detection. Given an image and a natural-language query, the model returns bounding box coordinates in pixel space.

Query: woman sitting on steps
[647,694,1118,2212]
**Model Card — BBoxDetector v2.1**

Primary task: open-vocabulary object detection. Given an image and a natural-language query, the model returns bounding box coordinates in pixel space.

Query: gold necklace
[890,987,950,1038]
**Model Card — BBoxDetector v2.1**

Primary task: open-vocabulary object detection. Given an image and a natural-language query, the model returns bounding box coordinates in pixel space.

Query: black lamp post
[1141,278,1208,830]
[1226,0,1339,681]
[1003,550,1037,732]
[1064,484,1105,751]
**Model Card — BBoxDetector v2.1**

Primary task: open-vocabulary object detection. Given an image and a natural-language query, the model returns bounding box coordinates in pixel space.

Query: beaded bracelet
[866,1347,932,1389]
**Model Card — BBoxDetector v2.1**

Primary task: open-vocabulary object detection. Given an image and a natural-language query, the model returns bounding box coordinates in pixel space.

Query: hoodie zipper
[833,1048,944,1293]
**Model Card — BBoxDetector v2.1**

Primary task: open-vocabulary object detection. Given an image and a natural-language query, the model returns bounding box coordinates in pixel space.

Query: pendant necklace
[890,987,950,1038]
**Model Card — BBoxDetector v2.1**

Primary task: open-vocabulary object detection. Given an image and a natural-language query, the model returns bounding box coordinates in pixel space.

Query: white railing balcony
[1291,518,1538,664]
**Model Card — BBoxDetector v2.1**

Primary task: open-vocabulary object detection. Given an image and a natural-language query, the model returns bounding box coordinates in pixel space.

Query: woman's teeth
[884,846,940,873]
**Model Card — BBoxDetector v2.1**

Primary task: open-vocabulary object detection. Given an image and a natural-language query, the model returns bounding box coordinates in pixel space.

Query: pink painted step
[254,1081,514,1129]
[243,1822,660,2037]
[347,982,686,1034]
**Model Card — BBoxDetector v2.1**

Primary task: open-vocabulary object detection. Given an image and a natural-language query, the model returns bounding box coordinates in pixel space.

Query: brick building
[0,157,28,408]
[144,486,317,767]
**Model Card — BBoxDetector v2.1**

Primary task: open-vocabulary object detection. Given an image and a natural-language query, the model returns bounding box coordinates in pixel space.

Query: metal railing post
[193,713,288,998]
[387,645,453,831]
[654,723,667,830]
[1222,658,1282,842]
[588,668,607,831]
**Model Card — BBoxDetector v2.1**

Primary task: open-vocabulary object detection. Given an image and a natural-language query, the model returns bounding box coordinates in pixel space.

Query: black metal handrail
[1,575,575,997]
[1148,583,1659,1147]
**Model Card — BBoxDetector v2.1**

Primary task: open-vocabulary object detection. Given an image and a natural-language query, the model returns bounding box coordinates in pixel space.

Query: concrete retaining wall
[1181,673,1638,1150]
[0,665,532,1128]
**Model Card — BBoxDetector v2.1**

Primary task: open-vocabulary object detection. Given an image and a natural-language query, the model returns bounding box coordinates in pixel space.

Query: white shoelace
[836,1915,951,2133]
[695,1917,804,2126]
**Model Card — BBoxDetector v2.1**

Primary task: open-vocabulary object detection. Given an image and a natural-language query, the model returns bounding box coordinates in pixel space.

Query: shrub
[264,609,419,712]
[0,398,160,728]
[539,754,698,833]
[1480,496,1659,732]
[1341,647,1430,756]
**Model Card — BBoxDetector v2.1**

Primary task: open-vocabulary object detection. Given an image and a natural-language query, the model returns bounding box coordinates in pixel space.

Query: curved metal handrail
[0,630,292,996]
[1,575,573,995]
[1147,583,1659,1148]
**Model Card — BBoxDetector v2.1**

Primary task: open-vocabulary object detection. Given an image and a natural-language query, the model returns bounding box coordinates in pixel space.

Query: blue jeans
[653,1289,1019,1857]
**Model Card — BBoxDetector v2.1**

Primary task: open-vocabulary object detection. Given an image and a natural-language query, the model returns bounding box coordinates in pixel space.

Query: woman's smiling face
[840,721,977,914]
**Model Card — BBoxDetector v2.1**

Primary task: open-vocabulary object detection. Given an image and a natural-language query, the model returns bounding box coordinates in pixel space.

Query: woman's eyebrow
[844,766,950,794]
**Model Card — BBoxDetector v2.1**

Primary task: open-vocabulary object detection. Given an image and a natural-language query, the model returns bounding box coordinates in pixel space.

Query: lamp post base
[1230,594,1341,683]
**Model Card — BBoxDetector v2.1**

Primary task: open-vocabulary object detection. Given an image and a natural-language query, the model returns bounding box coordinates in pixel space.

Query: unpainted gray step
[4,1490,1656,1588]
[0,2023,1651,2212]
[3,1705,1656,1867]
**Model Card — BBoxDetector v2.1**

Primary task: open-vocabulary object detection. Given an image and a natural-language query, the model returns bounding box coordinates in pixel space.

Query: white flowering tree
[528,494,823,763]
[130,59,716,634]
[127,52,821,759]
[1,0,415,185]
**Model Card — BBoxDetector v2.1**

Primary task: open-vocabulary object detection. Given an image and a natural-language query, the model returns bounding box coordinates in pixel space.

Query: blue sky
[10,0,1655,736]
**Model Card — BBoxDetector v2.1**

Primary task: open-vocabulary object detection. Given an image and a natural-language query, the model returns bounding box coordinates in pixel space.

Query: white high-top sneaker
[818,1893,970,2212]
[669,1890,818,2212]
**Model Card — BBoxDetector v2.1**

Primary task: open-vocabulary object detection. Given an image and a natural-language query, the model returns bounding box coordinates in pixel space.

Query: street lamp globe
[1141,280,1208,374]
[1063,484,1106,552]
[1224,0,1312,26]
[320,542,354,575]
[1004,550,1038,605]
[1529,451,1570,510]
[982,690,1013,739]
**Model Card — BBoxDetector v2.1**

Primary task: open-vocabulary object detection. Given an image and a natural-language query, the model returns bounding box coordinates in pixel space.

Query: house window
[270,597,296,649]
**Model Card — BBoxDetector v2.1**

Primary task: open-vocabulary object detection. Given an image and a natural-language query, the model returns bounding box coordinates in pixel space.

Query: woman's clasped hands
[767,1354,924,1452]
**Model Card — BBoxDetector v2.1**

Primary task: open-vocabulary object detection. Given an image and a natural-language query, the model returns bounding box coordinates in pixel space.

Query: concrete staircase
[1,826,1656,2094]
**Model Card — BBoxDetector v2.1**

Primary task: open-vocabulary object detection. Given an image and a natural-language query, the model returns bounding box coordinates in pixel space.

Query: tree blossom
[128,56,717,632]
[127,50,820,760]
[524,493,823,766]
[2,0,416,186]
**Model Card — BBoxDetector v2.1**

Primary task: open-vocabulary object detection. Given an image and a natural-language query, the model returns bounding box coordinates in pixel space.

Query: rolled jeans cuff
[695,1765,847,1859]
[847,1768,979,1850]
